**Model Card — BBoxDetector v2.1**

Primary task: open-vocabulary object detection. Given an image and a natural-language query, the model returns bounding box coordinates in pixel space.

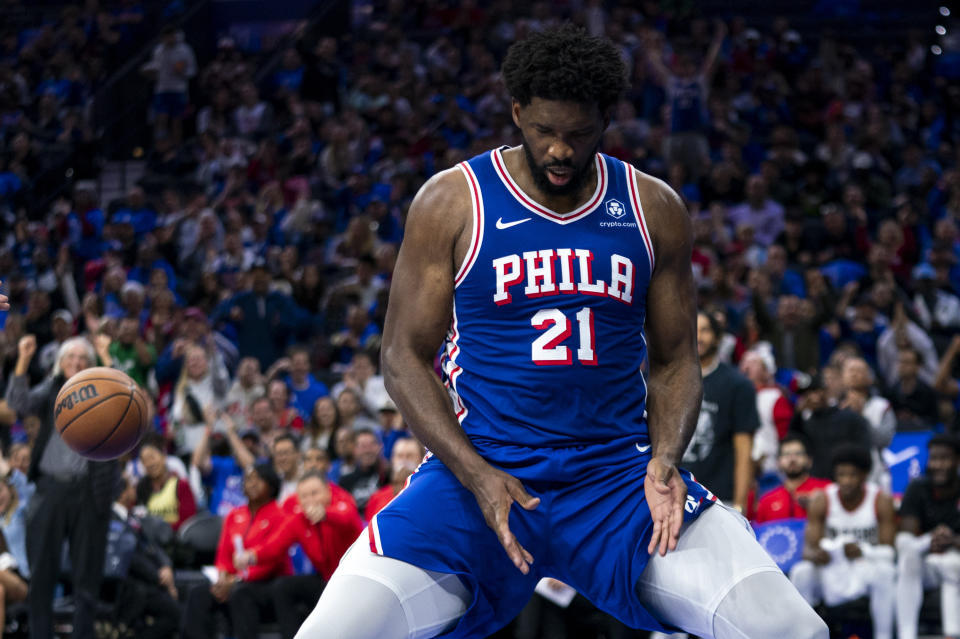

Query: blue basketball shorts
[368,435,717,637]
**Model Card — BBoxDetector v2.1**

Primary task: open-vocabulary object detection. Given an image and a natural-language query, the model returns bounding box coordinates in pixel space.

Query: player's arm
[875,492,897,548]
[732,433,753,512]
[381,169,540,574]
[934,335,960,398]
[637,172,701,555]
[801,491,830,565]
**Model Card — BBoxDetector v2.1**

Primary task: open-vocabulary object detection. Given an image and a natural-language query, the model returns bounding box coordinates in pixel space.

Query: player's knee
[935,552,960,582]
[896,533,924,573]
[714,571,828,639]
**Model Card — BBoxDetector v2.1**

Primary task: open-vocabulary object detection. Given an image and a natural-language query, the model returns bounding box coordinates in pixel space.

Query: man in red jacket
[181,463,292,639]
[754,434,830,523]
[235,470,363,639]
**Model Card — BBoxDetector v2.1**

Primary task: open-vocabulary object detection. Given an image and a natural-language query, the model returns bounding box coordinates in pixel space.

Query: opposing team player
[790,445,896,639]
[296,26,827,639]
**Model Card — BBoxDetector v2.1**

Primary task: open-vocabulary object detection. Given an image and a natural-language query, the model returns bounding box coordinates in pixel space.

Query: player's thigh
[635,504,781,637]
[926,549,960,584]
[297,537,471,639]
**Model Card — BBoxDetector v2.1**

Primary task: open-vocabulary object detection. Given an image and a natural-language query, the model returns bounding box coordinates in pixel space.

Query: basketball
[54,367,149,461]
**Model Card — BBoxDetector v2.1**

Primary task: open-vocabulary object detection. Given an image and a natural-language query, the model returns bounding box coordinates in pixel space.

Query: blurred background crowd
[0,0,959,637]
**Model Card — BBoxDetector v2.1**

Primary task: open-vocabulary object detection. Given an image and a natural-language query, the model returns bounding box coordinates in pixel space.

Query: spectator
[642,21,726,179]
[277,345,329,421]
[142,25,197,143]
[303,445,331,476]
[224,356,266,422]
[5,335,118,639]
[895,434,960,639]
[0,525,27,635]
[728,175,787,247]
[234,82,273,139]
[135,433,197,531]
[109,474,181,639]
[181,463,291,639]
[338,428,387,511]
[375,398,409,460]
[683,312,758,511]
[36,309,74,374]
[336,387,378,432]
[329,304,381,366]
[788,375,872,479]
[839,357,895,490]
[191,408,256,517]
[263,383,303,433]
[889,346,940,430]
[213,260,304,370]
[98,316,157,388]
[365,436,424,521]
[235,470,363,639]
[302,395,340,455]
[790,445,896,639]
[170,342,229,455]
[752,292,822,374]
[272,434,301,502]
[739,344,794,477]
[0,455,34,579]
[330,351,388,417]
[934,334,960,431]
[753,434,831,523]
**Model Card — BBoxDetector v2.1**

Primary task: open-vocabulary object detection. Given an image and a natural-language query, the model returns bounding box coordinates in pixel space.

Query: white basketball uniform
[790,482,895,639]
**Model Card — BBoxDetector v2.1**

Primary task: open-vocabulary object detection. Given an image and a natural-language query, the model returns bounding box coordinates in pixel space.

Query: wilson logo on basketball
[54,384,100,418]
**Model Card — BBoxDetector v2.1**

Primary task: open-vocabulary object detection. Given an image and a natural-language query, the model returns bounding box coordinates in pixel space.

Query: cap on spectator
[184,307,207,322]
[240,428,260,441]
[912,263,936,281]
[52,309,74,324]
[379,398,398,413]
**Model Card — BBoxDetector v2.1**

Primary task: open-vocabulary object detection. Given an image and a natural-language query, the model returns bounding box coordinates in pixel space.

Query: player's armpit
[634,172,701,467]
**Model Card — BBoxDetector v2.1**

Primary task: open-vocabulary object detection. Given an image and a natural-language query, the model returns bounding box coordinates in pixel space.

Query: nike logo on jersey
[496,217,531,229]
[636,443,651,454]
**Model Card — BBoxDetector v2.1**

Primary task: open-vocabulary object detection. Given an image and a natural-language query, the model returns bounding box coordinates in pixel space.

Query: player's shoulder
[625,165,687,217]
[624,165,690,252]
[406,165,473,236]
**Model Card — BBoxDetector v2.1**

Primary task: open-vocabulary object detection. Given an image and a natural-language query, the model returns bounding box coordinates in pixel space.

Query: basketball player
[296,26,827,639]
[790,445,896,639]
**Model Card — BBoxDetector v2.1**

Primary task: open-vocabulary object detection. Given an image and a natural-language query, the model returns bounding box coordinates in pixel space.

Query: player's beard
[783,467,806,481]
[520,132,598,197]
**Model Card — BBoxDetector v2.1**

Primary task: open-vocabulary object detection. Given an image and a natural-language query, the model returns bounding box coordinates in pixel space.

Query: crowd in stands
[0,0,957,637]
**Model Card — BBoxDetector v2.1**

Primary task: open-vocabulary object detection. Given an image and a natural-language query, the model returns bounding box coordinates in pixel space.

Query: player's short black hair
[696,310,723,339]
[779,433,811,455]
[832,444,872,474]
[929,433,960,456]
[140,431,166,453]
[501,24,627,114]
[273,433,298,450]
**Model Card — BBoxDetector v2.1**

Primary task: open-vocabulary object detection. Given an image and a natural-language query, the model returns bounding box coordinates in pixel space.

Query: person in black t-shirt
[682,312,759,511]
[896,434,960,639]
[788,374,872,480]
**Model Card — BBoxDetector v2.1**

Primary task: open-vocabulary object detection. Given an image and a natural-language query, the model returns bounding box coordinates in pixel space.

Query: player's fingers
[658,518,670,556]
[520,545,534,565]
[668,506,682,552]
[647,518,662,555]
[497,524,529,574]
[507,479,540,510]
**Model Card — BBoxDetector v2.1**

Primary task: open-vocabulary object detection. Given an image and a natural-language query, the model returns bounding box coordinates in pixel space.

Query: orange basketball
[54,367,149,461]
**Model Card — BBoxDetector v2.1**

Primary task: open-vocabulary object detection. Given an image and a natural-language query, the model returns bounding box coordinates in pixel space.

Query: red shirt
[215,501,292,581]
[754,477,831,523]
[261,491,364,580]
[365,485,399,522]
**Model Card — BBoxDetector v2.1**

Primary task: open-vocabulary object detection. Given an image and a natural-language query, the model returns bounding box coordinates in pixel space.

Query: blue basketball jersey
[440,148,655,463]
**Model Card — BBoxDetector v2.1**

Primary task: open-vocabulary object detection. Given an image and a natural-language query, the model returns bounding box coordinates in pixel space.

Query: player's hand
[17,335,36,362]
[645,456,686,557]
[467,466,540,575]
[843,542,863,560]
[810,548,831,566]
[304,503,326,524]
[233,550,255,571]
[210,574,236,602]
[158,565,177,597]
[931,524,954,553]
